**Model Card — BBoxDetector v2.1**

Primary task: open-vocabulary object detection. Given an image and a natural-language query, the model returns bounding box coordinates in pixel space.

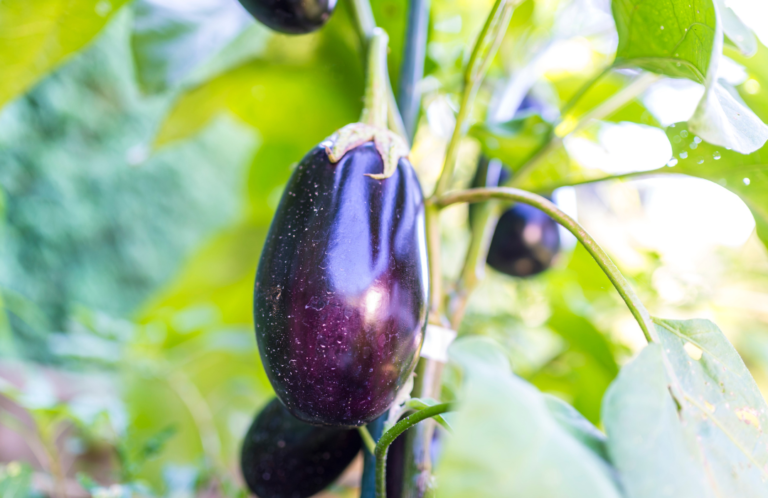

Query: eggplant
[237,0,337,34]
[240,398,362,498]
[253,138,429,427]
[471,156,560,278]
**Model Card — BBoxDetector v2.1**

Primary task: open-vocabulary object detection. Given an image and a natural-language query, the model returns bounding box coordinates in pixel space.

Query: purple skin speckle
[237,0,337,35]
[254,142,429,427]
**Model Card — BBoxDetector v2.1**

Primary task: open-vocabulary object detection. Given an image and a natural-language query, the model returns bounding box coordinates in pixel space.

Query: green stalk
[432,0,516,197]
[433,187,657,343]
[359,426,377,454]
[347,0,408,140]
[361,28,390,129]
[375,403,453,498]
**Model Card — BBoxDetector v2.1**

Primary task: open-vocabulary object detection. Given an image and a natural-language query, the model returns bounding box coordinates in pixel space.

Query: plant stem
[433,187,657,343]
[359,426,377,454]
[398,0,431,140]
[449,200,498,329]
[375,403,453,498]
[347,0,408,140]
[432,0,515,197]
[361,29,390,129]
[361,414,387,498]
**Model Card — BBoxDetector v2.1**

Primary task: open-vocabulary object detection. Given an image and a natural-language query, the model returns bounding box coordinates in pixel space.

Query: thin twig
[433,187,657,343]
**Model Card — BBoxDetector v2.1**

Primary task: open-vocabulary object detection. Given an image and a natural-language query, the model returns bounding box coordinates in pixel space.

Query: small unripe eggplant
[240,398,362,498]
[471,156,560,278]
[254,124,428,427]
[237,0,337,34]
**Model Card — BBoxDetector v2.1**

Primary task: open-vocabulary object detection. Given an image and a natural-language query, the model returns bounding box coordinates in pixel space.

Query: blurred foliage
[1,0,768,496]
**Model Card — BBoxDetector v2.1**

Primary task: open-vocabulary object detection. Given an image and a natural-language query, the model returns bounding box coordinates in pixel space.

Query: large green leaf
[0,0,130,109]
[612,0,717,82]
[130,0,257,94]
[436,337,622,498]
[611,0,767,153]
[603,318,768,497]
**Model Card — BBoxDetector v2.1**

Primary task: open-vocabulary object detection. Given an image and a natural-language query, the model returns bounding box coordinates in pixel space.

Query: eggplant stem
[374,403,454,498]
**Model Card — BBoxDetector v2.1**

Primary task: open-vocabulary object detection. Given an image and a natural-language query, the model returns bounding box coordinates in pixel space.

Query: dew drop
[661,25,665,30]
[667,158,678,167]
[744,178,751,186]
[680,130,689,138]
[713,151,721,160]
[679,151,688,159]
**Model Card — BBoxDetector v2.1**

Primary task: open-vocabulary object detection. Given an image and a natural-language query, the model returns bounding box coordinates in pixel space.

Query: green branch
[375,403,454,498]
[433,187,657,343]
[432,0,516,197]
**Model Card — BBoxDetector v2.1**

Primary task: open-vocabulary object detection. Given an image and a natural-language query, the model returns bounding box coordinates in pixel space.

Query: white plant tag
[420,325,457,363]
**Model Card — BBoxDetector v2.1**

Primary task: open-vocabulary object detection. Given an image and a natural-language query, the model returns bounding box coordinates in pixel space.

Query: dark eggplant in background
[471,156,561,277]
[253,140,429,427]
[237,0,337,34]
[241,398,362,498]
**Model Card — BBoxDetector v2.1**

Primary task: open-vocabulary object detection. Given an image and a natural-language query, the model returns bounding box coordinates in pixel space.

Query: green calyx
[324,122,410,180]
[323,27,409,180]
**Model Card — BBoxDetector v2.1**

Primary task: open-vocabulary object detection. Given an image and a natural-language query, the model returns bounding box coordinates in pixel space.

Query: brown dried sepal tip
[323,123,410,180]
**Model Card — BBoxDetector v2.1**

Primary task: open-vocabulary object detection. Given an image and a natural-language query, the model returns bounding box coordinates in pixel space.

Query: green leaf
[603,318,768,497]
[663,122,768,248]
[688,78,768,155]
[130,0,257,94]
[714,0,757,57]
[436,337,622,498]
[0,462,33,498]
[543,394,610,463]
[611,0,768,153]
[612,0,717,82]
[0,0,130,109]
[470,112,553,172]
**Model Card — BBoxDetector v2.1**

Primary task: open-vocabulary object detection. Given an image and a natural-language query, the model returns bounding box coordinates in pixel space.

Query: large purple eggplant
[240,398,362,498]
[253,138,429,427]
[237,0,337,34]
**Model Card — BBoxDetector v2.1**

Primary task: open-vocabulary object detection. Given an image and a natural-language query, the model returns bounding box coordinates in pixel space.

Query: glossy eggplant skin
[240,398,362,498]
[254,142,429,427]
[471,156,560,278]
[237,0,337,34]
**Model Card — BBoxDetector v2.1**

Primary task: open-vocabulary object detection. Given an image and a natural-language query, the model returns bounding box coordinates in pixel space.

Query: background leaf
[0,0,131,109]
[604,318,768,497]
[436,337,622,498]
[130,0,255,94]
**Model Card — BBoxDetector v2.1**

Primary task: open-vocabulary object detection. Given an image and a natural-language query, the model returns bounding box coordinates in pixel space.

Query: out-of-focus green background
[1,0,768,496]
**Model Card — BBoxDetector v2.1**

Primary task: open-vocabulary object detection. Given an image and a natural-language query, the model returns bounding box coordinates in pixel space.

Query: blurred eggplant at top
[237,0,337,34]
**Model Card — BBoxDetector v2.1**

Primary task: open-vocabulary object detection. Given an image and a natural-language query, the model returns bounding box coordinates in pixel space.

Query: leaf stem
[375,403,453,498]
[359,426,377,454]
[433,187,658,343]
[432,0,516,197]
[361,28,390,129]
